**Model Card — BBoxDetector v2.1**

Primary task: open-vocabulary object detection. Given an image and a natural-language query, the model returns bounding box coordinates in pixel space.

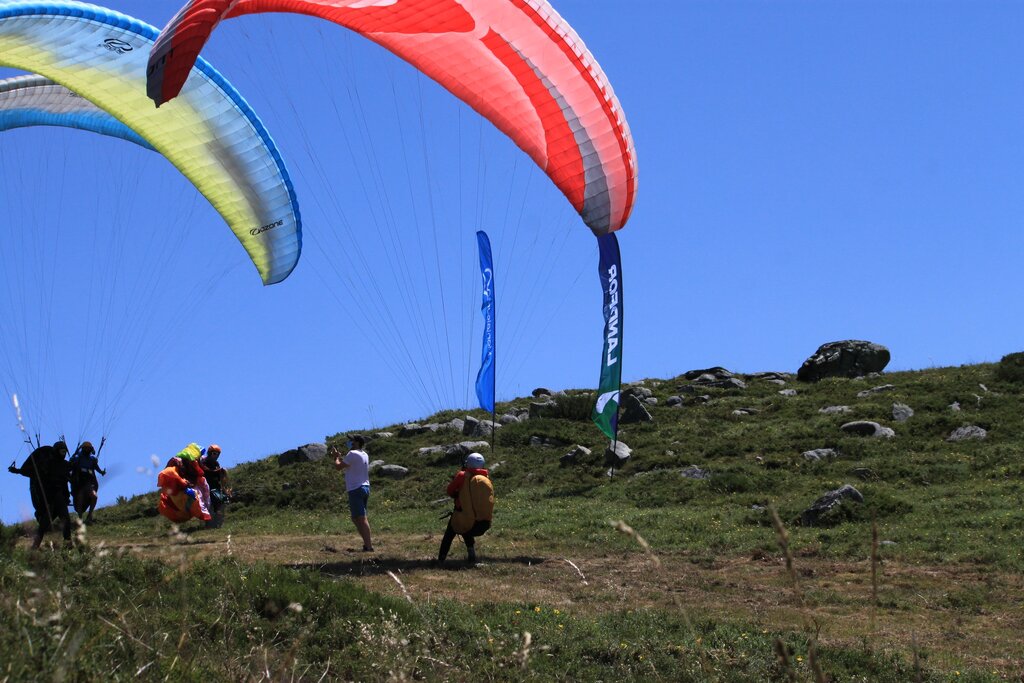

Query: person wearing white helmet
[437,452,493,566]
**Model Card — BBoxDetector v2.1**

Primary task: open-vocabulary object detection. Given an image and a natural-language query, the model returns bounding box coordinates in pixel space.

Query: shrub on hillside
[996,352,1024,383]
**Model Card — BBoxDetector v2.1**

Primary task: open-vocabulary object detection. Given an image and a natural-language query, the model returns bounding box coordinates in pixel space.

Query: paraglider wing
[148,0,637,235]
[0,2,301,285]
[0,75,152,150]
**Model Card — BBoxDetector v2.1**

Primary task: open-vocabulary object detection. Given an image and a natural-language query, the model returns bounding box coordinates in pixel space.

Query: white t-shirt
[343,449,370,491]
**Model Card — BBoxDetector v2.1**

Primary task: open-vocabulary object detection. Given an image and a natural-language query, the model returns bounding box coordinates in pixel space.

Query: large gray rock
[470,419,499,438]
[499,413,520,425]
[462,416,479,436]
[416,445,446,457]
[604,441,632,468]
[801,484,864,526]
[797,341,891,383]
[532,387,552,398]
[278,443,328,466]
[684,367,733,381]
[666,396,683,407]
[892,403,914,422]
[443,441,491,460]
[368,459,385,472]
[624,386,653,400]
[947,425,987,442]
[779,389,798,397]
[378,464,409,479]
[443,419,465,433]
[373,432,394,440]
[620,394,653,424]
[841,421,895,438]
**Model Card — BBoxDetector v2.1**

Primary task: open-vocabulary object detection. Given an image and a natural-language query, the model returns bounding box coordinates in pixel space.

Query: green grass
[5,361,1023,680]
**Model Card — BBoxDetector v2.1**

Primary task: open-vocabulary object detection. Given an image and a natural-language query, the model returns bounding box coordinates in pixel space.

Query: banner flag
[475,230,496,412]
[592,233,623,440]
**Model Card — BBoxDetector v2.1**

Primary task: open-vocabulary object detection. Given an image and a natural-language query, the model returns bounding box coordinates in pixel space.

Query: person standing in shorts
[332,435,373,552]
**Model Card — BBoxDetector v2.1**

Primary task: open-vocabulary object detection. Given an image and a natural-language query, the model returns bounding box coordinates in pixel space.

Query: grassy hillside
[3,362,1023,680]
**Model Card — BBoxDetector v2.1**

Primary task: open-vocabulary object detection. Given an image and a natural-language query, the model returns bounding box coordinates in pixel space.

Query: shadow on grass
[289,554,546,577]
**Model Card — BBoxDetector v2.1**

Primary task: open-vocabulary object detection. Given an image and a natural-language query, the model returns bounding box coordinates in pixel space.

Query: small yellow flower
[554,609,561,615]
[515,610,521,615]
[534,606,541,613]
[558,624,564,629]
[797,656,804,663]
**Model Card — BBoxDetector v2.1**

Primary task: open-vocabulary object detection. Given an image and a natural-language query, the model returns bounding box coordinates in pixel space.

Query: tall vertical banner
[475,230,496,413]
[592,233,623,440]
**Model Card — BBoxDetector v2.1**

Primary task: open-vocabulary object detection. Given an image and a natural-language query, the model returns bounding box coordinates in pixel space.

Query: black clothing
[11,446,71,541]
[438,519,490,563]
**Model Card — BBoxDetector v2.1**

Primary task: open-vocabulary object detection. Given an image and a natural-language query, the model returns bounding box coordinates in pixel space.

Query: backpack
[451,473,494,535]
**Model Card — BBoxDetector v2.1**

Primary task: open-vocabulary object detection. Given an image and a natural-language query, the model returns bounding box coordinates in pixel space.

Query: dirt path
[100,530,1024,673]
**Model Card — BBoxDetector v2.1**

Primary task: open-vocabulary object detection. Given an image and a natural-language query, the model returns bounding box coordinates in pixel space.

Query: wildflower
[554,609,561,615]
[534,606,541,613]
[797,656,803,663]
[515,610,521,615]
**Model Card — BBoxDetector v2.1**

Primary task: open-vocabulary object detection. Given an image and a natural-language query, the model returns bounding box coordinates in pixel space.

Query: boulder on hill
[947,425,987,442]
[278,443,328,466]
[604,441,632,468]
[801,484,864,526]
[620,394,653,424]
[560,445,592,467]
[797,340,890,382]
[684,367,733,381]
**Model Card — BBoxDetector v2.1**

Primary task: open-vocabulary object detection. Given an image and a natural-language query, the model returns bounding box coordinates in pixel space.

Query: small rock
[368,459,385,472]
[680,465,710,480]
[949,401,961,412]
[841,421,895,438]
[880,540,897,547]
[416,445,445,457]
[644,397,658,406]
[399,423,427,438]
[802,448,838,462]
[532,387,552,398]
[529,436,545,447]
[856,384,896,398]
[947,425,987,442]
[819,406,852,415]
[765,379,787,386]
[373,432,394,440]
[892,403,914,422]
[560,445,592,467]
[778,389,797,397]
[666,396,683,407]
[499,414,520,425]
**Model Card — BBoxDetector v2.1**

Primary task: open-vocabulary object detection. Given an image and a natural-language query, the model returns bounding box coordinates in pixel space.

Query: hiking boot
[467,548,477,565]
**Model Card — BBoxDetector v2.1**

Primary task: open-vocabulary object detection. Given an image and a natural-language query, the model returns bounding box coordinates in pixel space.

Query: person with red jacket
[437,453,492,566]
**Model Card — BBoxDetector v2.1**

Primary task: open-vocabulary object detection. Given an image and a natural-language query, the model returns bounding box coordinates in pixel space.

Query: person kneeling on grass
[438,452,494,566]
[332,435,373,552]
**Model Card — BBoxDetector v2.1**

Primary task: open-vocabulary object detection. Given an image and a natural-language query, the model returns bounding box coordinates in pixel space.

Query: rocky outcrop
[802,448,838,462]
[801,484,864,526]
[797,341,890,382]
[620,394,653,424]
[278,443,328,466]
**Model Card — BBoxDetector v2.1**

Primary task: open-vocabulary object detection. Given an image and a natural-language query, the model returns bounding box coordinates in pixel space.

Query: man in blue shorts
[332,435,373,552]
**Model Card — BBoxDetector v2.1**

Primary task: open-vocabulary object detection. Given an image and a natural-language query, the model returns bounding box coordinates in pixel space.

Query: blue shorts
[347,485,370,518]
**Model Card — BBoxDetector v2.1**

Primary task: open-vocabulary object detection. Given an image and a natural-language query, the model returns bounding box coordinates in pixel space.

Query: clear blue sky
[2,0,1023,523]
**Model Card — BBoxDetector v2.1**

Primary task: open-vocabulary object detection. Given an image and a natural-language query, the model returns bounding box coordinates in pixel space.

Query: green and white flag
[592,233,623,440]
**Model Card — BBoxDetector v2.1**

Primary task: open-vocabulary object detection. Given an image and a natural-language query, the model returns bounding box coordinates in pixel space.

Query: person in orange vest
[437,452,493,566]
[156,444,211,524]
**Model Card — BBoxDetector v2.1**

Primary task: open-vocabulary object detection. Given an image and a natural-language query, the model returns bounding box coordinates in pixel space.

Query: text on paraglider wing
[249,219,284,236]
[605,264,620,366]
[100,38,133,54]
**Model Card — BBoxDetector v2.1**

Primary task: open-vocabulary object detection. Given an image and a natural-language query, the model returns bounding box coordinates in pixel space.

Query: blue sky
[2,0,1023,523]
